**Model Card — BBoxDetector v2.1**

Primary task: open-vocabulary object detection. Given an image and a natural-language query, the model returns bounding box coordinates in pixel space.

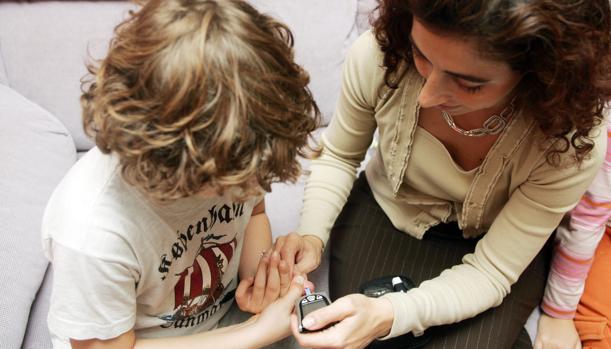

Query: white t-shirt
[42,148,259,348]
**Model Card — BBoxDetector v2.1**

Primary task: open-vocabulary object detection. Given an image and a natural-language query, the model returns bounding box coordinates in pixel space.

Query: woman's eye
[411,44,426,59]
[457,82,483,94]
[463,85,483,93]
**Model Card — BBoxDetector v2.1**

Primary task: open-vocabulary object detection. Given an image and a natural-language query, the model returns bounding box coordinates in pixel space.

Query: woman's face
[410,17,522,115]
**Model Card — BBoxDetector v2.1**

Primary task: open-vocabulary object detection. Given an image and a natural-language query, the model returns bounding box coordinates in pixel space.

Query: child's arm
[236,198,293,313]
[541,189,611,319]
[536,127,611,349]
[239,199,273,280]
[541,147,611,318]
[70,276,306,349]
[535,314,581,349]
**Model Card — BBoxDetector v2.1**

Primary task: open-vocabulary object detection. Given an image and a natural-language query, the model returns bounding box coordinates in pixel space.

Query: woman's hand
[273,233,324,275]
[290,293,394,349]
[535,313,582,349]
[236,251,291,314]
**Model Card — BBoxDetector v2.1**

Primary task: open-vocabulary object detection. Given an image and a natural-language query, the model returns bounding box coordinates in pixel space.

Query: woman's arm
[378,125,608,339]
[295,31,381,244]
[276,31,382,274]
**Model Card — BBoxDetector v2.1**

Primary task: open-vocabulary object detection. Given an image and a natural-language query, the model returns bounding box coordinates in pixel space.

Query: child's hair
[82,0,320,201]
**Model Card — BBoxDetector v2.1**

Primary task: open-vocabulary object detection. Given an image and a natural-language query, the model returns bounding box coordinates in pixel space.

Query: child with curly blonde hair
[41,1,319,348]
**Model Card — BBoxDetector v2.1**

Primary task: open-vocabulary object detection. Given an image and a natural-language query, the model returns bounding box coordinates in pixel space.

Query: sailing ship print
[161,236,237,322]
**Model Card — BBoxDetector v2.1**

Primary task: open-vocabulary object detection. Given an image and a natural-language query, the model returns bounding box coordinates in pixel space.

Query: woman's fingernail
[294,275,304,284]
[302,317,315,329]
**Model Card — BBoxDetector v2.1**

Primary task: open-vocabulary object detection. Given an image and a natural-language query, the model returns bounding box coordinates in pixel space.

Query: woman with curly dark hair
[276,0,611,348]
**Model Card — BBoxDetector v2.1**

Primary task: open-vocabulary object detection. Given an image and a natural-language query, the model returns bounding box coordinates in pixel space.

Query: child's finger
[278,275,306,309]
[268,250,280,272]
[264,252,281,304]
[236,277,254,299]
[278,260,290,296]
[273,236,286,255]
[252,254,269,307]
[235,277,255,309]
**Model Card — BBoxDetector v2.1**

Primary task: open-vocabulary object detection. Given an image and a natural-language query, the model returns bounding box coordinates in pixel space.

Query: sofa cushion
[22,268,54,349]
[0,84,76,348]
[0,48,8,85]
[0,1,136,152]
[357,0,378,34]
[250,0,358,125]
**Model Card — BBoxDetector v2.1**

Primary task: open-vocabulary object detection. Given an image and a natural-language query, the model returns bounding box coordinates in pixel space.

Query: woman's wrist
[302,234,325,253]
[372,297,395,338]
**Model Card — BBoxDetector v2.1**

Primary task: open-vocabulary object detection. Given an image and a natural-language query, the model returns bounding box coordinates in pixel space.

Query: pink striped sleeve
[541,120,611,319]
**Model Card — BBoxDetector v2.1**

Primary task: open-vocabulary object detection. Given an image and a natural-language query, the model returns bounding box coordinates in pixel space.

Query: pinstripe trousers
[329,173,551,349]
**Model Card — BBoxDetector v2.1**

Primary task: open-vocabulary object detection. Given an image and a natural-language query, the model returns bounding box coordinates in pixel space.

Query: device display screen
[300,298,329,317]
[297,293,334,333]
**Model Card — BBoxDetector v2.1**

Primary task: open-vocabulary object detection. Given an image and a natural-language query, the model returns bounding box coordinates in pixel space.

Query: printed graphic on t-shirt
[160,236,236,326]
[156,202,247,329]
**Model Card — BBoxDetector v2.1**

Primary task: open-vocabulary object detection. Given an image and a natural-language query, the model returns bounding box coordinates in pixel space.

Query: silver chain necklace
[441,99,516,137]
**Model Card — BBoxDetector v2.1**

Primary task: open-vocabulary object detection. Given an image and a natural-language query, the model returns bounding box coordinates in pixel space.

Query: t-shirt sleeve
[46,240,138,341]
[381,124,608,338]
[251,194,266,216]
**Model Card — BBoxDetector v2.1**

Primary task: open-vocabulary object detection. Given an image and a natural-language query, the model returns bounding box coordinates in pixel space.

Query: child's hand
[236,251,291,314]
[253,275,306,344]
[535,313,582,349]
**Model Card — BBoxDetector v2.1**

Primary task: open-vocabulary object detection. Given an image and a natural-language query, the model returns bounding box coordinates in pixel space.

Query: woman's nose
[417,70,451,108]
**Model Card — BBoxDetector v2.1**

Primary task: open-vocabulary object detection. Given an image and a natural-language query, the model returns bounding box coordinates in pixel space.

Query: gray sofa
[0,1,377,347]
